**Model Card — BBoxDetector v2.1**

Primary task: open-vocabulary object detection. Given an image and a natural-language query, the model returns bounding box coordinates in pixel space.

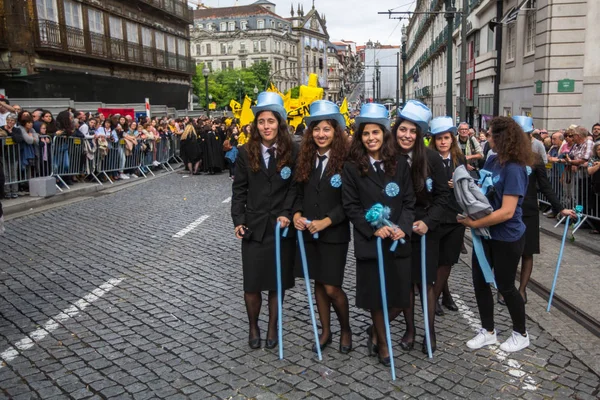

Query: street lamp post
[237,78,245,104]
[401,26,407,109]
[253,85,259,97]
[375,60,381,103]
[445,0,455,117]
[203,66,210,118]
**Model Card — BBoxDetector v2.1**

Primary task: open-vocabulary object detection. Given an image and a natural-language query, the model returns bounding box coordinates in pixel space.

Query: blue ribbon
[303,219,319,239]
[547,209,581,312]
[376,237,396,380]
[297,230,322,360]
[471,231,497,288]
[420,235,433,359]
[275,221,288,359]
[365,203,405,251]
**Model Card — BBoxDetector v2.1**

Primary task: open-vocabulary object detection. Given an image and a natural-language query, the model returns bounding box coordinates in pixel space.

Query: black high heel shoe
[366,326,378,356]
[312,334,332,353]
[442,295,459,311]
[421,338,437,355]
[248,329,261,349]
[378,354,391,367]
[265,338,278,349]
[400,334,414,351]
[339,330,352,354]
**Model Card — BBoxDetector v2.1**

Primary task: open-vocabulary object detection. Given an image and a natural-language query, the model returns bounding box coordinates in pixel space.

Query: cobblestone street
[1,173,599,399]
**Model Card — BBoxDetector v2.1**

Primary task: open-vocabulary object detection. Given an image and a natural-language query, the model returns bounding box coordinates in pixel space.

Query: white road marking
[172,215,209,238]
[222,197,231,203]
[453,294,538,391]
[0,278,123,368]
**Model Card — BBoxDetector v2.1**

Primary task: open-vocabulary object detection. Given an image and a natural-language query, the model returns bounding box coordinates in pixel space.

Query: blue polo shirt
[483,155,528,242]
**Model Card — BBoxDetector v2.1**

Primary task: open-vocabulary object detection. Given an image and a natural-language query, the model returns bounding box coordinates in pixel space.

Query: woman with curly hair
[292,101,352,354]
[231,92,298,351]
[459,116,533,353]
[392,100,449,355]
[342,103,415,367]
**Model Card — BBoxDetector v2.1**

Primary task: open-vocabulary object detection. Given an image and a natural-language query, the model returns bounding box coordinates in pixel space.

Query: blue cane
[275,221,288,359]
[420,234,433,359]
[303,219,319,239]
[547,212,580,312]
[297,231,322,360]
[376,237,396,380]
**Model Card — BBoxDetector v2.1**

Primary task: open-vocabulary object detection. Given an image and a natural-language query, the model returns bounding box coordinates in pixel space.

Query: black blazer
[439,152,468,223]
[410,148,451,232]
[231,144,298,241]
[523,154,562,217]
[293,161,350,244]
[342,157,415,260]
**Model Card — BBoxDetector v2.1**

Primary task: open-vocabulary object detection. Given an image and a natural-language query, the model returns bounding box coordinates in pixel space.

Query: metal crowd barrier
[538,162,599,233]
[169,135,183,163]
[1,135,56,192]
[155,136,174,172]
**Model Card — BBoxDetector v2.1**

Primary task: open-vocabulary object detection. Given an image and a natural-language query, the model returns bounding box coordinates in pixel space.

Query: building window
[506,24,515,62]
[63,0,82,29]
[228,61,234,69]
[487,29,494,53]
[126,22,139,43]
[240,42,246,51]
[109,16,123,39]
[167,35,176,52]
[206,43,211,55]
[155,31,165,50]
[258,20,264,29]
[221,61,227,70]
[37,0,58,21]
[141,27,152,47]
[194,23,203,29]
[195,44,201,55]
[525,11,536,55]
[241,20,247,30]
[220,43,227,54]
[178,38,187,56]
[220,22,227,31]
[503,107,512,117]
[253,41,259,52]
[228,21,235,31]
[271,20,275,28]
[87,8,104,34]
[260,40,266,52]
[241,60,246,68]
[207,61,212,71]
[521,108,532,117]
[207,23,213,31]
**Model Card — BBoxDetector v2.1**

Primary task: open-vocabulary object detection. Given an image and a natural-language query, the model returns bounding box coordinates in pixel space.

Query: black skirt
[411,233,439,285]
[522,214,540,256]
[355,239,411,310]
[241,223,295,292]
[180,138,201,163]
[437,223,466,266]
[294,240,348,286]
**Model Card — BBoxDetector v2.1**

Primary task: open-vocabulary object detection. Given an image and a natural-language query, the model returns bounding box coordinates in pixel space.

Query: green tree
[286,86,301,99]
[249,61,272,90]
[193,63,264,109]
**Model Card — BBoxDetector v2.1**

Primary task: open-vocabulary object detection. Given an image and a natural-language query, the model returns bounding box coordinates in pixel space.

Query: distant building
[359,41,401,103]
[0,0,194,109]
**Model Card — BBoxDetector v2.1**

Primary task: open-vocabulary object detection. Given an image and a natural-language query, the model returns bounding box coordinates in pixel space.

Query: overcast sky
[190,0,416,46]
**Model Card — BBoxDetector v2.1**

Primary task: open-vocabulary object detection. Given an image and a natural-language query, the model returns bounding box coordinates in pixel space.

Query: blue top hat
[398,100,432,134]
[251,92,287,122]
[304,100,346,130]
[512,115,534,133]
[354,103,390,130]
[430,116,457,135]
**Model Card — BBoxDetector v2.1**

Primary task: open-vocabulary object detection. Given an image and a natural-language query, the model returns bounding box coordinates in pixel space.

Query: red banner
[97,108,135,118]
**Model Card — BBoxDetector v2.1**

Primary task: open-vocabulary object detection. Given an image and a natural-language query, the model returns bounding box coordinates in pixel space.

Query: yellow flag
[230,99,242,119]
[340,97,351,128]
[283,90,291,112]
[267,83,284,98]
[240,95,254,127]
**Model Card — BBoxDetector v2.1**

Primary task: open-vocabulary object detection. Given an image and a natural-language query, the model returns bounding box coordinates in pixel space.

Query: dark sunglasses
[566,134,573,138]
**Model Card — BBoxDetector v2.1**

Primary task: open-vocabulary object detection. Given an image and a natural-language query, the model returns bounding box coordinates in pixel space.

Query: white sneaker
[129,174,138,178]
[119,173,130,180]
[466,328,497,349]
[499,331,530,353]
[153,161,160,167]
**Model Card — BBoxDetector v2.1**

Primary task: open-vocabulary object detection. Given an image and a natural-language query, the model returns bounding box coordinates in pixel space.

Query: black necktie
[443,159,452,181]
[267,147,276,173]
[316,154,327,179]
[374,161,385,183]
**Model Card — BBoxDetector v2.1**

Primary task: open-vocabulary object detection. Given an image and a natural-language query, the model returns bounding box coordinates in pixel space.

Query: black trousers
[472,235,526,334]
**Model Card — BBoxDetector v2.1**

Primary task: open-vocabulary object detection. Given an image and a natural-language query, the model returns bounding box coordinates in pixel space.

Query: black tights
[370,307,403,358]
[244,291,282,340]
[472,237,526,334]
[401,284,436,345]
[314,282,351,347]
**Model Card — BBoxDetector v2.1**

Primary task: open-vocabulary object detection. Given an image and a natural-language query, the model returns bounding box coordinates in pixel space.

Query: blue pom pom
[280,166,291,180]
[492,175,500,184]
[385,182,400,197]
[330,174,342,188]
[426,177,433,192]
[526,166,532,176]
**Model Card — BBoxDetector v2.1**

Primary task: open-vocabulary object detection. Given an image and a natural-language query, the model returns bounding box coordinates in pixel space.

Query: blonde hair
[181,124,196,140]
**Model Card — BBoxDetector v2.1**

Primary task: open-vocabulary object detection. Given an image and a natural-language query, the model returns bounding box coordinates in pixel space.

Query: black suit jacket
[293,162,350,244]
[342,157,415,260]
[411,148,451,232]
[523,154,562,217]
[231,144,298,241]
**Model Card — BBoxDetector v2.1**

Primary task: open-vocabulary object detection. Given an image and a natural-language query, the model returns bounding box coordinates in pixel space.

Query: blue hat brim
[430,126,457,135]
[304,113,346,130]
[398,116,429,136]
[354,117,390,130]
[251,105,288,122]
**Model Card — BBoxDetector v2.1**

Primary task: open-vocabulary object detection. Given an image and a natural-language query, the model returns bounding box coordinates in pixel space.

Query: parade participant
[511,116,576,304]
[292,100,352,354]
[393,101,449,354]
[459,116,532,353]
[180,120,202,175]
[342,103,415,366]
[428,117,467,316]
[231,92,298,350]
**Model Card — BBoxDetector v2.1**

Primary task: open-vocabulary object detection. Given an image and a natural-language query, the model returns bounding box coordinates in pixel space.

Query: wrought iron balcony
[34,19,194,75]
[136,0,193,23]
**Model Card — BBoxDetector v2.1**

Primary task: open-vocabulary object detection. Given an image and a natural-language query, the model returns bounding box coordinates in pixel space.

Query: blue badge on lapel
[526,166,532,176]
[330,174,342,188]
[426,177,433,192]
[385,182,400,197]
[492,175,500,184]
[280,166,291,180]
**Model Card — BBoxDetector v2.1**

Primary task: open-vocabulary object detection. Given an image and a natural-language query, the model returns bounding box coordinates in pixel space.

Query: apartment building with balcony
[191,1,300,93]
[0,0,193,109]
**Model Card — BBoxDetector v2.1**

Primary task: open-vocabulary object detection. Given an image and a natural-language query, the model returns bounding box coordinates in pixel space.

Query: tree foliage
[192,61,271,109]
